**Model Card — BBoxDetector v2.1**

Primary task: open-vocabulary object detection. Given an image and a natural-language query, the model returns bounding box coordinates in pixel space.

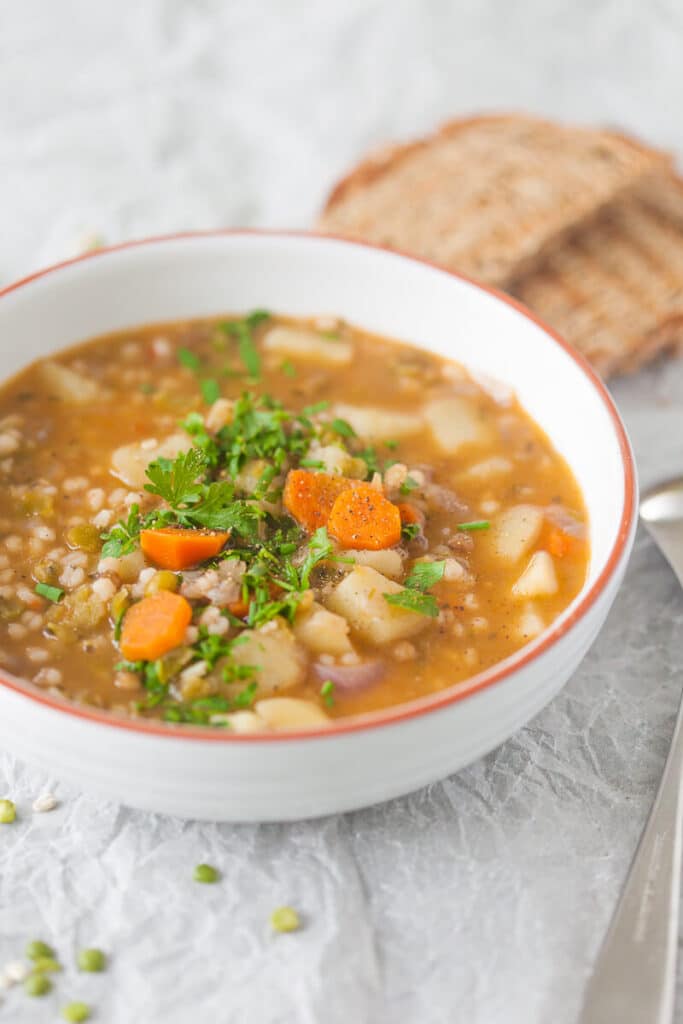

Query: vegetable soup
[0,313,588,730]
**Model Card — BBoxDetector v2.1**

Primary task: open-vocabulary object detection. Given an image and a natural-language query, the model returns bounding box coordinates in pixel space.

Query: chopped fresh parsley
[404,560,445,590]
[178,347,201,372]
[100,504,143,557]
[145,448,206,508]
[281,360,296,378]
[357,447,379,477]
[35,582,64,603]
[302,401,330,416]
[401,522,421,541]
[384,439,398,450]
[299,527,334,589]
[201,378,221,405]
[320,680,335,707]
[399,476,419,496]
[384,558,445,618]
[457,520,491,531]
[384,589,440,617]
[330,418,355,438]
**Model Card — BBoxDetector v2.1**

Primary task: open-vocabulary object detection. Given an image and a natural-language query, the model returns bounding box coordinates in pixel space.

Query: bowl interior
[0,232,630,603]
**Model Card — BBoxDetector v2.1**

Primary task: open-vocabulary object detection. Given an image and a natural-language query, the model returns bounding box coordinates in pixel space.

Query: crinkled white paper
[2,3,683,1021]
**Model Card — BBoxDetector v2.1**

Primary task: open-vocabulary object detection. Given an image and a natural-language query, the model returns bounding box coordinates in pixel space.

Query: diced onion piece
[254,697,331,730]
[325,565,430,645]
[490,505,543,563]
[111,432,192,488]
[512,551,558,599]
[333,404,422,442]
[312,660,386,691]
[293,602,355,657]
[38,361,102,403]
[263,326,352,366]
[230,618,307,695]
[424,397,493,453]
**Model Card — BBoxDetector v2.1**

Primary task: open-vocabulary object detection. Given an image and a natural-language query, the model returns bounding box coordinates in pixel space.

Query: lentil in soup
[0,313,588,730]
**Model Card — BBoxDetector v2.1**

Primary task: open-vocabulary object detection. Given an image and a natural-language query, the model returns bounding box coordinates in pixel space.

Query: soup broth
[0,313,588,730]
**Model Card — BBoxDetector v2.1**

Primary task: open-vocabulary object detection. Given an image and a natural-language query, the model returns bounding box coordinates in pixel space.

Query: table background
[2,3,683,1021]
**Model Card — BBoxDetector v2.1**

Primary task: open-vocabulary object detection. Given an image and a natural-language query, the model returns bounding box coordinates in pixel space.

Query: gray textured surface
[1,3,683,1021]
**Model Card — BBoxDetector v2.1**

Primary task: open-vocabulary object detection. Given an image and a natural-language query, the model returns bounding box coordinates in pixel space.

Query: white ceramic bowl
[0,232,637,821]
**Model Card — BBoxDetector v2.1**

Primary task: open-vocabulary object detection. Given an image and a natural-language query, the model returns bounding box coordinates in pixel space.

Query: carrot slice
[226,596,250,619]
[397,502,425,528]
[328,483,402,550]
[546,527,580,559]
[119,591,192,661]
[140,527,230,570]
[283,469,358,532]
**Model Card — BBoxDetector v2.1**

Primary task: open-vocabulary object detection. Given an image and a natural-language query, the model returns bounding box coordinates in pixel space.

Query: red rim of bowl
[0,229,636,743]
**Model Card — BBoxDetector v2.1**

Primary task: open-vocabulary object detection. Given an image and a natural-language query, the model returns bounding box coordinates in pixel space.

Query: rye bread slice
[318,113,669,289]
[510,174,683,377]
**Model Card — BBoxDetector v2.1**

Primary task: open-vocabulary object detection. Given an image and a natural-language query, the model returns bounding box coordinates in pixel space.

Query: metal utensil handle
[579,693,683,1024]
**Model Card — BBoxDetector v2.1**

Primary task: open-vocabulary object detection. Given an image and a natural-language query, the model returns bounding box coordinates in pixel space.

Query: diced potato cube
[516,604,546,641]
[111,432,192,488]
[218,711,267,733]
[345,548,405,580]
[254,697,331,730]
[325,565,429,645]
[489,505,543,563]
[512,551,558,599]
[333,404,422,442]
[230,618,307,696]
[263,326,352,366]
[424,397,493,453]
[293,602,355,657]
[39,361,101,403]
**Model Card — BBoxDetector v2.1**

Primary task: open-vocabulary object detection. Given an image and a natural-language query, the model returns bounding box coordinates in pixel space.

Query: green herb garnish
[399,476,419,496]
[100,503,143,557]
[384,559,445,618]
[145,448,206,507]
[201,378,221,405]
[457,519,490,531]
[34,582,64,604]
[330,418,355,438]
[299,527,334,589]
[178,347,201,371]
[404,560,445,590]
[384,589,440,617]
[320,680,335,707]
[281,360,296,377]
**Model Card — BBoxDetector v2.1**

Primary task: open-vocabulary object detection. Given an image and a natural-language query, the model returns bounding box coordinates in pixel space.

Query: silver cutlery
[580,477,683,1024]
